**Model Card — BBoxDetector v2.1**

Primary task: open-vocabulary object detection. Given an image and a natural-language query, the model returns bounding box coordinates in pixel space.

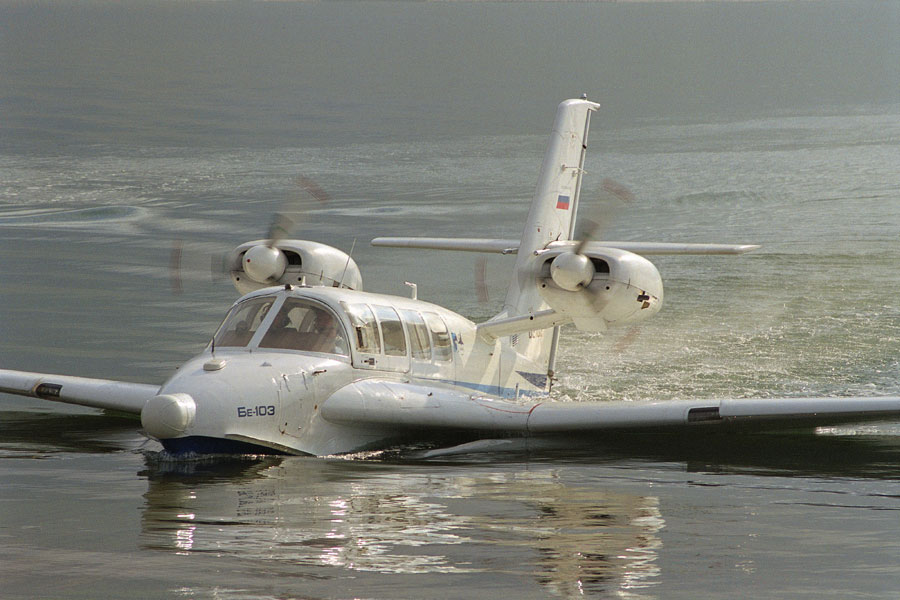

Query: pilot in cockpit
[307,310,348,355]
[259,300,348,355]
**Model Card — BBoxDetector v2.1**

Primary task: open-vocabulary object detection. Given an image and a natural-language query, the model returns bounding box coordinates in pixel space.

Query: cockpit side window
[342,302,382,354]
[259,298,348,355]
[399,309,431,360]
[423,312,452,361]
[373,305,407,357]
[213,296,275,347]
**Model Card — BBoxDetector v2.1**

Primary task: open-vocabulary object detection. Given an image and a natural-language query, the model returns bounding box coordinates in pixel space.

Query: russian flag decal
[556,194,570,210]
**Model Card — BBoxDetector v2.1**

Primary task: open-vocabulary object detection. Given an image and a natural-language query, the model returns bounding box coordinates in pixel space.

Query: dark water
[2,1,900,598]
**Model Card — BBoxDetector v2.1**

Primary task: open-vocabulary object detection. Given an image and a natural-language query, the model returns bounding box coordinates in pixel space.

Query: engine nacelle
[537,246,663,332]
[227,239,363,295]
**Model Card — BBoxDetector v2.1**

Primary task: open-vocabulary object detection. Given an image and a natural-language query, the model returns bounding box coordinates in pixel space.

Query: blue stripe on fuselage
[433,378,548,399]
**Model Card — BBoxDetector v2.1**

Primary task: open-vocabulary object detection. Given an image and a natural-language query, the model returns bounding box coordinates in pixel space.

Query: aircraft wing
[525,396,900,432]
[371,237,759,256]
[371,237,520,254]
[322,380,900,437]
[0,369,159,415]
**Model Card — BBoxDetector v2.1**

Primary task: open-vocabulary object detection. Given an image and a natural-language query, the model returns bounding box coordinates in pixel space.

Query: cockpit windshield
[213,296,275,347]
[258,298,349,355]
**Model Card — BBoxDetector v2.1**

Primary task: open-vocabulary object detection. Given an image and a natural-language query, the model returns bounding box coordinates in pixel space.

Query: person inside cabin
[259,310,296,349]
[307,309,348,355]
[259,300,348,355]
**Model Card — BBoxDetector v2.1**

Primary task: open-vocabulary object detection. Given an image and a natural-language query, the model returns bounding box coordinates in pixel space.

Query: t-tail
[496,98,599,380]
[503,98,599,318]
[370,97,758,391]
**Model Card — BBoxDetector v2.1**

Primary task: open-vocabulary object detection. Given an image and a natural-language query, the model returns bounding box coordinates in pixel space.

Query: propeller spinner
[549,252,595,291]
[242,243,288,284]
[241,196,303,284]
[537,180,662,332]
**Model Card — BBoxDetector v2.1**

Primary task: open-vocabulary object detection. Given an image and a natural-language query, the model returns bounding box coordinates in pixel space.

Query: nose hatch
[141,393,196,439]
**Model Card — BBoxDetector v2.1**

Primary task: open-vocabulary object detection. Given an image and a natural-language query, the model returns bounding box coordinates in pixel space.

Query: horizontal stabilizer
[0,369,159,415]
[372,237,760,256]
[570,241,761,255]
[371,237,519,254]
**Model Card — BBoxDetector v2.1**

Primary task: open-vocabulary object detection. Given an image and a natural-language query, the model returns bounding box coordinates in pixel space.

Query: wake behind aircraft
[2,98,899,457]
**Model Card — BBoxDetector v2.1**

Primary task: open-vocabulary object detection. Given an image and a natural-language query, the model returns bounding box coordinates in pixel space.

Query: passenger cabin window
[342,303,382,354]
[259,298,348,355]
[423,312,452,361]
[373,305,407,357]
[399,309,431,360]
[214,297,275,347]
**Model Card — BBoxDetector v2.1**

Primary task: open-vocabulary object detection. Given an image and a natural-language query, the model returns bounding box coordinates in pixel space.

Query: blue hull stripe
[160,435,289,456]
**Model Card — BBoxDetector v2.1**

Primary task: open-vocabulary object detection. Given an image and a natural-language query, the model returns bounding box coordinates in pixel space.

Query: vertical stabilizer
[504,98,599,317]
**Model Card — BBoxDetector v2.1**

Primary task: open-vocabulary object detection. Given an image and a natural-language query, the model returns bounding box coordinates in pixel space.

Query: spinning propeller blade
[170,239,184,294]
[266,176,329,247]
[574,178,634,254]
[552,179,635,294]
[474,255,490,304]
[169,176,333,290]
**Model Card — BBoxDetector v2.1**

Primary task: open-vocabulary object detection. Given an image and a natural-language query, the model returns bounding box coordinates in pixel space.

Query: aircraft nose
[141,393,196,439]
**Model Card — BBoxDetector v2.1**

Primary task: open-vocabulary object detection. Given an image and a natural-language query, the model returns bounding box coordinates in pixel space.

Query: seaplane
[3,97,899,457]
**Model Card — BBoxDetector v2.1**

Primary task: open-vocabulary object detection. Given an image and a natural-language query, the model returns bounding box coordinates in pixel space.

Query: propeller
[549,178,634,292]
[612,326,642,353]
[242,176,333,284]
[474,255,490,304]
[546,179,661,343]
[573,178,634,253]
[169,238,232,294]
[470,179,636,311]
[241,243,288,284]
[170,239,184,294]
[170,176,332,292]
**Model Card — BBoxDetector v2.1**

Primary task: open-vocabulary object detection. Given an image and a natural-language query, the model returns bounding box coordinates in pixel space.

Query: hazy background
[2,0,898,149]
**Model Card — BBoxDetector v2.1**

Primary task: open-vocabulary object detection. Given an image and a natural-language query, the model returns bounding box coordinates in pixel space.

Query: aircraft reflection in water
[141,457,664,597]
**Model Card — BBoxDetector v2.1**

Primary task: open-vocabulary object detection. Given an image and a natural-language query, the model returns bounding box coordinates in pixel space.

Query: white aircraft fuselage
[149,285,550,456]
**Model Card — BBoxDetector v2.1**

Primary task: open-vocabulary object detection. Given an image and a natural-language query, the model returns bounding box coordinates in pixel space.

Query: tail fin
[370,98,599,393]
[503,98,599,317]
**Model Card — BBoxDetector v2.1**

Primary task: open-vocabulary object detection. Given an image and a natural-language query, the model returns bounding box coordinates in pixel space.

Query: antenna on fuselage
[337,238,357,289]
